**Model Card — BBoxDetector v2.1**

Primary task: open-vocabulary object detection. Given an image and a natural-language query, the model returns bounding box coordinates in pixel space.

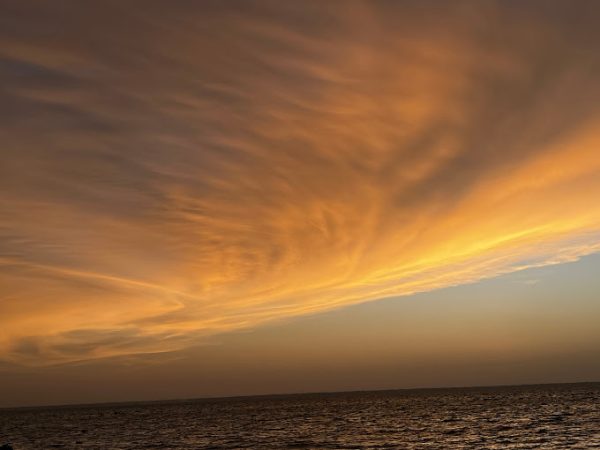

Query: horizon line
[3,380,598,411]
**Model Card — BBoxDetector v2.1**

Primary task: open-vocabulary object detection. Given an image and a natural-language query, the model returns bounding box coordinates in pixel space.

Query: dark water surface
[1,383,599,449]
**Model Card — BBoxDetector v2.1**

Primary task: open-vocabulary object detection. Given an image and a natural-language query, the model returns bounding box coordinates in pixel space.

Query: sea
[1,383,599,449]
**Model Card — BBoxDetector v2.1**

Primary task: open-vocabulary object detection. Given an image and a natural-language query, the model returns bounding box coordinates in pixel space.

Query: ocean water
[1,383,599,449]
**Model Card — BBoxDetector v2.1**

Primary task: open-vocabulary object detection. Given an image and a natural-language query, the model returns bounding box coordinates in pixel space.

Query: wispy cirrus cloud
[1,0,600,364]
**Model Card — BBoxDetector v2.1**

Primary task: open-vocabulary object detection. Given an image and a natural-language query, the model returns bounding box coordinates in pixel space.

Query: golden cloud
[1,1,600,364]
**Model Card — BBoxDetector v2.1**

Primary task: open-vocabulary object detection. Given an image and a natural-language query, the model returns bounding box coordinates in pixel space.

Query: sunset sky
[1,0,600,407]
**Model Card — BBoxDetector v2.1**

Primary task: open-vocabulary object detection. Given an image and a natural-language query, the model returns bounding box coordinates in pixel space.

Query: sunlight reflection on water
[1,383,599,449]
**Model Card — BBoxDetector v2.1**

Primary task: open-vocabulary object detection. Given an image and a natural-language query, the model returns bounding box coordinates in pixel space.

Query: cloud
[1,0,600,364]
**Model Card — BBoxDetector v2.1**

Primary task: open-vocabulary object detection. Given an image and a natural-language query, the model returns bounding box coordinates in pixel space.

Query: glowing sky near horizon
[1,0,600,367]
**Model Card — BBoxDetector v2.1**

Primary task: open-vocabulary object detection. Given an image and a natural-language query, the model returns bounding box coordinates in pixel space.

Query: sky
[1,0,600,407]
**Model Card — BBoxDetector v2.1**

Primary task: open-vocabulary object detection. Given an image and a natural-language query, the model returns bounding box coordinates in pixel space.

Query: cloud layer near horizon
[1,0,600,365]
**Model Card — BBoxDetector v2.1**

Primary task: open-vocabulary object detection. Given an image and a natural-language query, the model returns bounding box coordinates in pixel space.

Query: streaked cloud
[1,0,600,365]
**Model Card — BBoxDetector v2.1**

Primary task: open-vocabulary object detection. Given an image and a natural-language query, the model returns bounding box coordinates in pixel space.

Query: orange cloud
[1,1,600,364]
